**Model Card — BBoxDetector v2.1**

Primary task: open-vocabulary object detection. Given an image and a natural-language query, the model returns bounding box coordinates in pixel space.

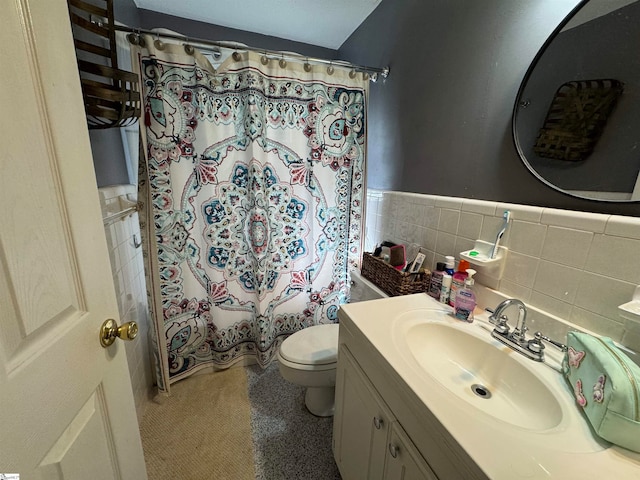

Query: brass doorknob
[100,319,138,348]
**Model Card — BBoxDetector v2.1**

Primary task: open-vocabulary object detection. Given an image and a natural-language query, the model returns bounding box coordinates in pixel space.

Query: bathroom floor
[139,363,341,480]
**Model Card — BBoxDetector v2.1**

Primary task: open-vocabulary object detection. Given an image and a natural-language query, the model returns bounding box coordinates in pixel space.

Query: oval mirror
[513,0,640,202]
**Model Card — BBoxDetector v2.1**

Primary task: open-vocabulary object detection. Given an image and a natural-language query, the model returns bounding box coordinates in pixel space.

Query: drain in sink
[471,384,492,399]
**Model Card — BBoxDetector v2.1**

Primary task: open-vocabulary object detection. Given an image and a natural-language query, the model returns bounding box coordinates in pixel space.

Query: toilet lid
[280,324,339,366]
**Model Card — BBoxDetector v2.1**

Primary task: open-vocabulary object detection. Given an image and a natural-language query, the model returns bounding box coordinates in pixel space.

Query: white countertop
[339,293,640,479]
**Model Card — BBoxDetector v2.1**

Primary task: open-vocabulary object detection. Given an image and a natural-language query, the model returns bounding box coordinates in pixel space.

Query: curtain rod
[111,24,390,81]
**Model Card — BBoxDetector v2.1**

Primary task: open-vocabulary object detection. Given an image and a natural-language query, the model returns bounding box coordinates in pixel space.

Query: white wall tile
[585,234,640,283]
[98,186,153,422]
[621,329,640,355]
[533,260,581,303]
[497,203,543,223]
[480,215,511,245]
[529,291,573,321]
[438,208,460,235]
[503,251,539,288]
[457,212,483,240]
[540,227,593,268]
[453,237,475,260]
[605,215,640,239]
[423,207,440,230]
[574,272,637,320]
[435,231,456,256]
[508,221,547,257]
[540,208,608,233]
[423,228,438,251]
[569,307,625,341]
[462,198,496,215]
[435,196,463,209]
[499,279,532,302]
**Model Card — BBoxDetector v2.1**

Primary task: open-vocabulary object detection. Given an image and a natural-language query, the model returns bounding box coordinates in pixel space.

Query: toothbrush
[490,210,511,259]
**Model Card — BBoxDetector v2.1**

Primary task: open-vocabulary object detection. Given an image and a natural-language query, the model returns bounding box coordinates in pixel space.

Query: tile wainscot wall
[365,190,640,355]
[99,185,154,420]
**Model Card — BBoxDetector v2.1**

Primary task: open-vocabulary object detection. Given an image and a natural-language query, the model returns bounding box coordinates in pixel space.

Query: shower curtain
[131,37,368,393]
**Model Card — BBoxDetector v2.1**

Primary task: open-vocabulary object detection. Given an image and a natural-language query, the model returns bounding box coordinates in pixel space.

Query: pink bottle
[449,259,470,307]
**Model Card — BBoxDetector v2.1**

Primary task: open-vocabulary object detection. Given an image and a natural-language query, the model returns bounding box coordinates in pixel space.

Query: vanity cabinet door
[384,421,438,480]
[333,345,392,480]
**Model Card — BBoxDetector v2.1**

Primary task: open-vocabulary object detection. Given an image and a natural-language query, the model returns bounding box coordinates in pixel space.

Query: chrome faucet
[487,298,539,361]
[487,298,567,362]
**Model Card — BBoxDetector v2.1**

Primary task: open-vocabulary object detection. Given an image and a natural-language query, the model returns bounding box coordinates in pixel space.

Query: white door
[0,0,148,478]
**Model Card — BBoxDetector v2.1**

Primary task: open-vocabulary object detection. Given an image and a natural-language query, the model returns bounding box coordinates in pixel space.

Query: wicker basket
[360,253,430,297]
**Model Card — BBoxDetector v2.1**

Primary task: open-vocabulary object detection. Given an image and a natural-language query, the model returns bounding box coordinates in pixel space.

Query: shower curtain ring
[154,32,164,50]
[279,55,287,68]
[327,62,334,75]
[303,58,312,72]
[261,52,269,65]
[134,28,146,48]
[232,50,242,61]
[349,69,357,79]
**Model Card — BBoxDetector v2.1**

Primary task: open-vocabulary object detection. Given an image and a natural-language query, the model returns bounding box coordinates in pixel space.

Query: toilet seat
[278,323,339,371]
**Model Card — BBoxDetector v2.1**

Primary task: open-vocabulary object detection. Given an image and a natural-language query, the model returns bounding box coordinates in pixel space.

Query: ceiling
[133,0,382,50]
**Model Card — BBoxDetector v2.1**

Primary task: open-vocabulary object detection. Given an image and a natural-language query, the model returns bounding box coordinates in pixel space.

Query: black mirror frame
[512,0,640,203]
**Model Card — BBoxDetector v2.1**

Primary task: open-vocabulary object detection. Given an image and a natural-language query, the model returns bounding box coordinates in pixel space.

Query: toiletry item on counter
[428,262,446,299]
[454,269,476,322]
[449,259,470,307]
[444,256,455,276]
[389,244,406,270]
[440,273,452,304]
[374,240,397,259]
[403,243,421,272]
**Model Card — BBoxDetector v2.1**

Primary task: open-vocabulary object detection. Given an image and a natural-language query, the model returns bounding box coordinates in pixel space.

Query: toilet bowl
[277,270,387,416]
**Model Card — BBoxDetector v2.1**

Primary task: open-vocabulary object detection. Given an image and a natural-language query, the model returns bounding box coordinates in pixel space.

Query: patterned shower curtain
[131,37,368,393]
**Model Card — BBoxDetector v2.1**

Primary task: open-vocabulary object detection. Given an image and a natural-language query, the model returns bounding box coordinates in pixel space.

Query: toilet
[277,270,387,416]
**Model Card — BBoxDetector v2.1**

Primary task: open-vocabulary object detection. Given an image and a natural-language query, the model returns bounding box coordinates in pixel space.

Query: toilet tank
[349,270,388,303]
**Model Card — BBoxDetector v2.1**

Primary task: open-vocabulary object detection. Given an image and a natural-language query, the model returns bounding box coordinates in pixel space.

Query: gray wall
[113,0,140,27]
[339,0,640,216]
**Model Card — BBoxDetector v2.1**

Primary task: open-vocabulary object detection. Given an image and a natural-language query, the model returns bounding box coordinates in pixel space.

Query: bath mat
[246,363,341,480]
[139,367,255,480]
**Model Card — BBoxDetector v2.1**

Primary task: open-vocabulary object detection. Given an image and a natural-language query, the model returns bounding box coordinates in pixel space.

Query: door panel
[38,387,118,480]
[0,0,147,478]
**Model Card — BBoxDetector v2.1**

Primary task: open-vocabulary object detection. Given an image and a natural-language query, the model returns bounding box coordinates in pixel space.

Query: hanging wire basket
[67,0,141,129]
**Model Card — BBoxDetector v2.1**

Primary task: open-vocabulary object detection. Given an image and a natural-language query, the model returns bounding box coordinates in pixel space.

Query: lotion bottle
[454,269,477,322]
[440,273,452,304]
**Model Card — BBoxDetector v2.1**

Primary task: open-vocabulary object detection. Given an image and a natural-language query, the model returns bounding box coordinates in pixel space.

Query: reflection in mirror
[513,0,640,202]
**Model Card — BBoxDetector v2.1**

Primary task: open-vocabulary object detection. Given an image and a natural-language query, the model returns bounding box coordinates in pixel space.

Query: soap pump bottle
[454,269,477,322]
[449,259,470,307]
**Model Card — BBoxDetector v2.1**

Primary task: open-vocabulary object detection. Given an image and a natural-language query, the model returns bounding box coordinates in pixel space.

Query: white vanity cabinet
[333,345,437,480]
[385,421,438,480]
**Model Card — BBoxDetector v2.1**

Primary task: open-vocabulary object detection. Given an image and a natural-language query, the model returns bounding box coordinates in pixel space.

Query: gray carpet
[247,363,342,480]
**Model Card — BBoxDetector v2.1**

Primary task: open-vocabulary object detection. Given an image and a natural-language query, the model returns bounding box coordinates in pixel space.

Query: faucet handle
[528,332,545,354]
[486,308,510,334]
[533,331,568,352]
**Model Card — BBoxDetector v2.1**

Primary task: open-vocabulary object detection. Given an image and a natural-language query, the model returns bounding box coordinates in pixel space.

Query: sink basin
[403,321,563,431]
